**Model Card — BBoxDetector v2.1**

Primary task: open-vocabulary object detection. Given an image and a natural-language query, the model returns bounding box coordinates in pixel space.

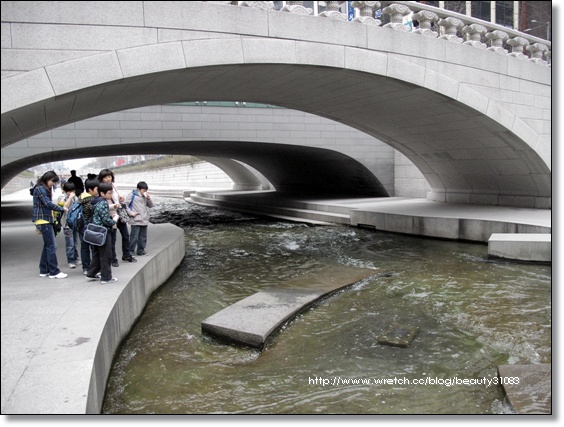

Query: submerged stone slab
[377,323,419,347]
[497,364,551,414]
[201,265,377,349]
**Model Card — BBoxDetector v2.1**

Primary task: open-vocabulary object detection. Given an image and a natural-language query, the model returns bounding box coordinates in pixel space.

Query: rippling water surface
[103,198,551,414]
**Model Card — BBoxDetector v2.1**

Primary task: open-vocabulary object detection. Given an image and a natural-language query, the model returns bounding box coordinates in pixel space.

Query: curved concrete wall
[1,1,551,207]
[86,224,185,413]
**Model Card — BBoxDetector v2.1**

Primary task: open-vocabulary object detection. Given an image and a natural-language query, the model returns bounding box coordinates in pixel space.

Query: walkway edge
[87,224,185,413]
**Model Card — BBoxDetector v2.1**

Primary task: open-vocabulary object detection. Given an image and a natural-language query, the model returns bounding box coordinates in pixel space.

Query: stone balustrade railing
[206,1,551,66]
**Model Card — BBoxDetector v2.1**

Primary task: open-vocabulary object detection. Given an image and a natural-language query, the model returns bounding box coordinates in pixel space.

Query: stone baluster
[239,1,274,10]
[412,10,438,38]
[462,23,487,49]
[319,1,346,21]
[506,37,529,60]
[526,43,549,65]
[485,30,509,54]
[350,1,381,26]
[382,3,412,32]
[438,17,464,43]
[281,1,313,15]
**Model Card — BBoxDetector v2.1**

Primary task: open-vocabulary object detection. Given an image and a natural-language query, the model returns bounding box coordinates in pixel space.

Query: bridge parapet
[231,1,551,65]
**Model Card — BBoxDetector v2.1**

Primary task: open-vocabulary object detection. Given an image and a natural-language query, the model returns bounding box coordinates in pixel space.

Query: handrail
[391,1,550,47]
[231,1,551,65]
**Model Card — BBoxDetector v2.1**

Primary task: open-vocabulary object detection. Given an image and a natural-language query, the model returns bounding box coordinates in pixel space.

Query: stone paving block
[202,289,322,349]
[377,323,419,348]
[497,364,551,414]
[488,233,551,262]
[202,265,378,349]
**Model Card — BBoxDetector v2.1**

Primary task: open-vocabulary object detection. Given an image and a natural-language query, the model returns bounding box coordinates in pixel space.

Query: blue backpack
[65,200,84,230]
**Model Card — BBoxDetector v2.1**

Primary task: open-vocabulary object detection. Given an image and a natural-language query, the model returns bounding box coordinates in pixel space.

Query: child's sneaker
[68,263,76,269]
[100,278,118,284]
[49,272,68,279]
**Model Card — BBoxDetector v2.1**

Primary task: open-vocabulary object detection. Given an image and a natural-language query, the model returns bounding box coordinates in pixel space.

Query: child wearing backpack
[60,182,80,268]
[77,179,99,275]
[86,182,119,284]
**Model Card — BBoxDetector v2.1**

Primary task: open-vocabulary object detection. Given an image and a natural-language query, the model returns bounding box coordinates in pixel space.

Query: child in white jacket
[125,181,155,256]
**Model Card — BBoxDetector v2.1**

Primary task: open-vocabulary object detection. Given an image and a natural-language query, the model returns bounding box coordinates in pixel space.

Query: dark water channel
[102,198,551,414]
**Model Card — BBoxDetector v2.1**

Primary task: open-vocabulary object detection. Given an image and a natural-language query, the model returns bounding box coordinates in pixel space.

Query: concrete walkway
[1,189,185,414]
[189,191,552,261]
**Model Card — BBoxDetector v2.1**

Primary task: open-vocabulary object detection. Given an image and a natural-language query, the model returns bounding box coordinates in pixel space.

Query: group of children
[33,169,154,284]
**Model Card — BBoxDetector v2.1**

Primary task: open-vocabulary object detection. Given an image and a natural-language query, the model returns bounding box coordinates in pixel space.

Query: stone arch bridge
[1,1,551,208]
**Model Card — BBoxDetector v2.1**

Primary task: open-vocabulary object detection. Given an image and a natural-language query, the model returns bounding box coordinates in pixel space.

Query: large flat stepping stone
[201,265,378,349]
[497,364,551,414]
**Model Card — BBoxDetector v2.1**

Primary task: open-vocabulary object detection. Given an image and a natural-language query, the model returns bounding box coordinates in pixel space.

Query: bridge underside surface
[2,64,551,207]
[2,139,389,198]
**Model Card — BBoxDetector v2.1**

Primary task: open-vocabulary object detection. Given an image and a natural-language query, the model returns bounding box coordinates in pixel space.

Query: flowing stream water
[102,198,551,414]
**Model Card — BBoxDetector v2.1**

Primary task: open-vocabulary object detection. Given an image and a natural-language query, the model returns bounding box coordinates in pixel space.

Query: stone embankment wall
[1,175,32,196]
[114,161,234,193]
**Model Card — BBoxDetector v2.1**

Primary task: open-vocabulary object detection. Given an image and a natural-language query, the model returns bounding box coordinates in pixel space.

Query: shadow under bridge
[40,140,389,198]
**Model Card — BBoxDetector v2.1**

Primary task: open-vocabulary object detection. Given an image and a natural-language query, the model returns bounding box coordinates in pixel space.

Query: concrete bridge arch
[1,1,551,207]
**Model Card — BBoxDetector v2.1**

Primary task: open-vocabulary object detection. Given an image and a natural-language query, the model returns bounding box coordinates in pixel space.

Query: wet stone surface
[497,364,551,414]
[202,265,378,349]
[377,323,420,348]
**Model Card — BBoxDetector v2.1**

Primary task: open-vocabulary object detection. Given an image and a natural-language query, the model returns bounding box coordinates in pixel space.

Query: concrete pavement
[1,189,185,414]
[189,190,552,262]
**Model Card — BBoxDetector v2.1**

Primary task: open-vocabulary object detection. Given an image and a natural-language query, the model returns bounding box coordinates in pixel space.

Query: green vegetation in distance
[111,155,202,173]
